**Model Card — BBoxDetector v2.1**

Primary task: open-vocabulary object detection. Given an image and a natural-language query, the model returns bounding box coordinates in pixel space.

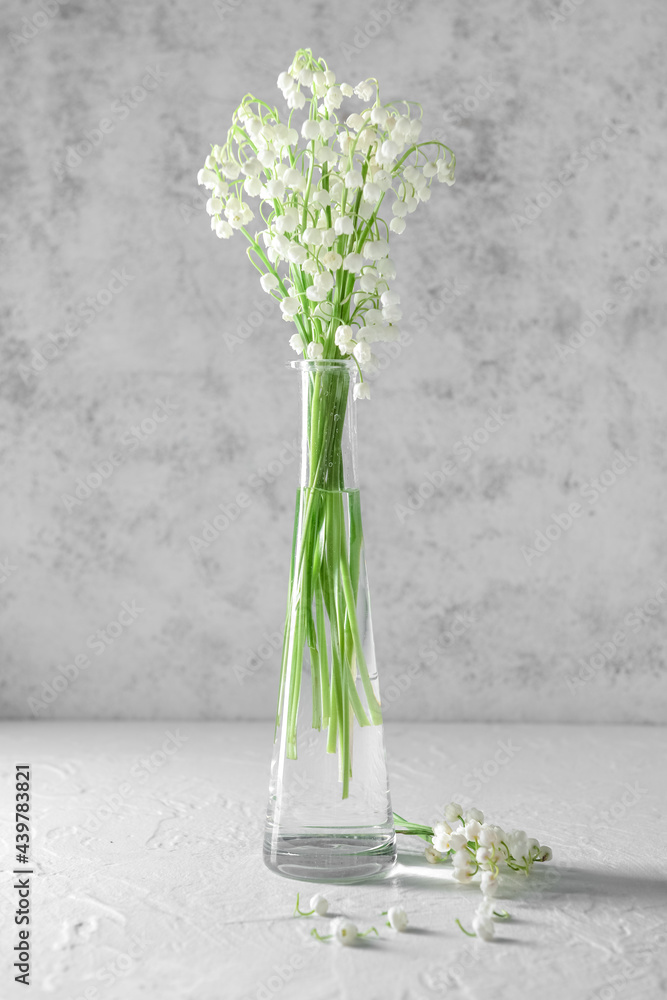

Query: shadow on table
[518,865,667,904]
[388,853,667,904]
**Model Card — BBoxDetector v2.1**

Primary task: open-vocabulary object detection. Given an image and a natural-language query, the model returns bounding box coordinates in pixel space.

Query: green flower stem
[344,488,363,648]
[240,226,310,346]
[308,371,323,477]
[393,811,435,844]
[294,892,317,916]
[326,638,340,754]
[344,655,371,726]
[274,500,301,736]
[309,623,322,730]
[340,683,350,797]
[277,366,383,795]
[456,919,476,938]
[339,555,382,724]
[301,139,316,232]
[314,579,330,725]
[394,826,434,836]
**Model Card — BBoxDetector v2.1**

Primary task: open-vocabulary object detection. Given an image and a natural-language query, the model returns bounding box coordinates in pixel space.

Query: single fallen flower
[457,902,511,943]
[294,892,329,916]
[384,906,409,932]
[311,919,378,946]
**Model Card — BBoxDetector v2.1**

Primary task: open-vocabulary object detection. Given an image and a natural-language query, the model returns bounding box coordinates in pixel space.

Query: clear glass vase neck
[290,357,359,491]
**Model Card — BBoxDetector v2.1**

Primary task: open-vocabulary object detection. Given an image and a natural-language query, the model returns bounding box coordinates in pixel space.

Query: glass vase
[263,358,396,883]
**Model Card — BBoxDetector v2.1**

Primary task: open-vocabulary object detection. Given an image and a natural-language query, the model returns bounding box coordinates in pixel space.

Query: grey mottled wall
[1,0,666,720]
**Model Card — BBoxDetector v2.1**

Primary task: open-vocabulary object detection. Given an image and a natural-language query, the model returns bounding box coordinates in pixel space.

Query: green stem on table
[456,919,476,938]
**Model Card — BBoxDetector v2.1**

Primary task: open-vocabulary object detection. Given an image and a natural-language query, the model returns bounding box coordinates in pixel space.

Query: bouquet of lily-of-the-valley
[198,48,455,882]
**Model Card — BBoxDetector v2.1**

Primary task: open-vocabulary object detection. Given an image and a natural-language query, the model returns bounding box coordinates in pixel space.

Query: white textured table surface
[1,722,666,1000]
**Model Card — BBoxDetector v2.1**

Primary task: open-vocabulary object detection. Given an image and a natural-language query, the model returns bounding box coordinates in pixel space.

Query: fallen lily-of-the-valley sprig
[198,48,456,798]
[394,802,553,942]
[290,804,552,945]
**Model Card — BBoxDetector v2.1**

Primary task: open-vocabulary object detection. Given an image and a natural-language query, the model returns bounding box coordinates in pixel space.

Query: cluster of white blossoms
[198,47,455,398]
[394,802,552,943]
[294,801,553,946]
[426,802,552,942]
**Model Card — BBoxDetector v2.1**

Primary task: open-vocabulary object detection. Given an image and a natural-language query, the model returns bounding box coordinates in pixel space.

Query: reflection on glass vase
[263,359,396,883]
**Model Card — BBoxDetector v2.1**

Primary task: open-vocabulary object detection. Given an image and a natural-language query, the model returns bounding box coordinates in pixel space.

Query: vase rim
[288,358,357,373]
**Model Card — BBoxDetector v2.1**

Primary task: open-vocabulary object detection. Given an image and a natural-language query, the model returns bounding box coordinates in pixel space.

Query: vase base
[263,832,397,884]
